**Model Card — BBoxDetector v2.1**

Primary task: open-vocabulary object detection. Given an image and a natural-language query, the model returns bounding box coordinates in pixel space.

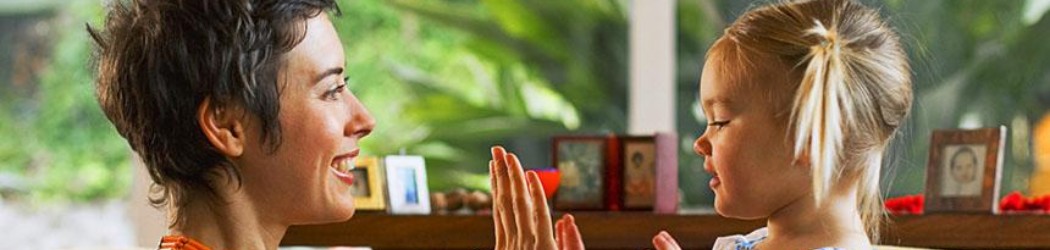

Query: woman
[90,0,374,249]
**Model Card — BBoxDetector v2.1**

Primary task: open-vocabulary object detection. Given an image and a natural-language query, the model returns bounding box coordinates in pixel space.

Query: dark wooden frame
[619,136,656,211]
[924,126,1006,214]
[551,136,608,210]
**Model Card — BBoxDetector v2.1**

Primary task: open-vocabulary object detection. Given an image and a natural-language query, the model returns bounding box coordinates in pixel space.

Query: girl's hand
[491,146,558,250]
[555,214,586,250]
[652,231,682,250]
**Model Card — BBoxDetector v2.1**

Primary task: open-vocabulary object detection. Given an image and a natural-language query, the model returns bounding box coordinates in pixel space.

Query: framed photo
[351,156,386,211]
[385,155,431,214]
[924,126,1006,214]
[621,136,656,210]
[552,136,608,210]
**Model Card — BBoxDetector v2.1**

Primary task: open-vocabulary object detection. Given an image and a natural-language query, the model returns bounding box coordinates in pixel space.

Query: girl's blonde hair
[708,0,912,241]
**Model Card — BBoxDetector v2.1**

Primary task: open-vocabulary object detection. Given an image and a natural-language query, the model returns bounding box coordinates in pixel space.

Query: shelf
[280,212,1050,250]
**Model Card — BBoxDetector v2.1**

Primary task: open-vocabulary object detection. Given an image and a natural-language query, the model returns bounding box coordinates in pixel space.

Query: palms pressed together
[489,146,683,250]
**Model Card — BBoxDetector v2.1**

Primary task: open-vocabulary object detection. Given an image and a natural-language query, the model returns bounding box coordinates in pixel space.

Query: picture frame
[551,136,610,210]
[620,136,657,210]
[924,126,1006,214]
[350,156,386,211]
[385,155,431,214]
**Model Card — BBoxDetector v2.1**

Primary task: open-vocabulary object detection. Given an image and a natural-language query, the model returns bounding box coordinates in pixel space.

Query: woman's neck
[170,189,288,250]
[760,186,871,250]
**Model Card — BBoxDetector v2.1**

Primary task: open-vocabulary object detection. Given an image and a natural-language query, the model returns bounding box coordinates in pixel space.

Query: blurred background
[1,0,1049,249]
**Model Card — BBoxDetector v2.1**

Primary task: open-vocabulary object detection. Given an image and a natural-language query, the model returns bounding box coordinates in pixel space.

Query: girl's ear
[197,97,246,157]
[793,149,811,169]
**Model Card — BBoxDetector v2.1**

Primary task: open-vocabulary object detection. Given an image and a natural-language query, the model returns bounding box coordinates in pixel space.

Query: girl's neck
[760,186,871,250]
[170,189,287,250]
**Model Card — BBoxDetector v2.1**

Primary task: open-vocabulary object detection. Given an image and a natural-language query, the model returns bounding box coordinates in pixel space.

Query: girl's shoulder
[711,227,851,250]
[712,227,768,250]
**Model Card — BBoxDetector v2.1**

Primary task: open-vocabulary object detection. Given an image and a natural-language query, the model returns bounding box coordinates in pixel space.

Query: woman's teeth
[333,159,354,173]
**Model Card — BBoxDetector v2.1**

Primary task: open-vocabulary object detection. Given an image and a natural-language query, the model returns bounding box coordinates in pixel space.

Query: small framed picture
[924,126,1006,214]
[385,155,431,214]
[552,136,608,210]
[621,136,657,210]
[351,156,386,211]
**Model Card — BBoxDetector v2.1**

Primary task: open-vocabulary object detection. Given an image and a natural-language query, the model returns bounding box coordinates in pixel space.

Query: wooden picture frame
[924,126,1006,214]
[552,136,610,210]
[620,136,657,210]
[385,155,431,214]
[351,156,386,211]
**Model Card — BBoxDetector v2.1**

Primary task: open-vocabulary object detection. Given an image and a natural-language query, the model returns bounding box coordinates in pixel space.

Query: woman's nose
[345,94,375,138]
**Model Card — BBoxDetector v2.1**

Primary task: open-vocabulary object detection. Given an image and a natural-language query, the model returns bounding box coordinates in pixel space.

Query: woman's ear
[197,97,246,157]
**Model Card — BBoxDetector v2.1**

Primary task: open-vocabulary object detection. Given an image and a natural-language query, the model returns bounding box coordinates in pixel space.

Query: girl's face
[236,13,375,225]
[693,58,811,220]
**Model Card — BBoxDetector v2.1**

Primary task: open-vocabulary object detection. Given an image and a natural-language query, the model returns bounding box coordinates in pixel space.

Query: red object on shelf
[999,191,1050,213]
[885,194,924,215]
[533,169,560,200]
[604,135,622,211]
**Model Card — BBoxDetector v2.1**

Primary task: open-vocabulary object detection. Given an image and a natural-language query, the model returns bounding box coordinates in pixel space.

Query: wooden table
[280,212,1050,249]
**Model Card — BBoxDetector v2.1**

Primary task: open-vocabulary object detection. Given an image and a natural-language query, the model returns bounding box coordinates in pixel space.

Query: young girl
[489,0,912,249]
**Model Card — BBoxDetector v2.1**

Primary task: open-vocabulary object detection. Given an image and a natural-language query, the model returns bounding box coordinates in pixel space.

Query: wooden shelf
[280,212,1050,250]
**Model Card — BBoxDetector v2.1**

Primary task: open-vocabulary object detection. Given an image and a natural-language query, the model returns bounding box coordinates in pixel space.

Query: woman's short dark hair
[88,0,339,226]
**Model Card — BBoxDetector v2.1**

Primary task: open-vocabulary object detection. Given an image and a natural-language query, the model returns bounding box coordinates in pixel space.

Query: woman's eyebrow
[313,67,344,83]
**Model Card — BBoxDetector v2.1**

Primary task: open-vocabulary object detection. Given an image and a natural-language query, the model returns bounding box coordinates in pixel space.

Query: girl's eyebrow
[701,97,732,112]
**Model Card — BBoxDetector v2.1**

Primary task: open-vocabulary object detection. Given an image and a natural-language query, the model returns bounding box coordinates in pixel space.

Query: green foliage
[0,0,130,203]
[2,0,1045,206]
[336,0,630,192]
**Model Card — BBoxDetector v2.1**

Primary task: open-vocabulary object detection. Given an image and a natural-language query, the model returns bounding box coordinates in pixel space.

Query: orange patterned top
[158,235,212,250]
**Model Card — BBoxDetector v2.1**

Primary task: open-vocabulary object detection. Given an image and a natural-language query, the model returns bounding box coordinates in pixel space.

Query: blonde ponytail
[793,19,851,205]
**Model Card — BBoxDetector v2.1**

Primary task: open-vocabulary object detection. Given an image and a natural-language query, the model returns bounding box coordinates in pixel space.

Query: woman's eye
[323,84,346,100]
[322,76,350,101]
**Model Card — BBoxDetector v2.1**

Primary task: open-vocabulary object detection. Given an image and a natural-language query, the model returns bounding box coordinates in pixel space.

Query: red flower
[885,194,924,215]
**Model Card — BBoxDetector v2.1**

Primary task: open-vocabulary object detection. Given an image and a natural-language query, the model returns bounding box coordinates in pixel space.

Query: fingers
[559,214,585,250]
[490,147,518,246]
[527,171,556,248]
[504,153,535,246]
[490,160,506,249]
[652,231,681,250]
[555,217,565,249]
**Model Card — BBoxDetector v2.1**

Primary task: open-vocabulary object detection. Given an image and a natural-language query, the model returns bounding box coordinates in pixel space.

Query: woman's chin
[308,199,355,225]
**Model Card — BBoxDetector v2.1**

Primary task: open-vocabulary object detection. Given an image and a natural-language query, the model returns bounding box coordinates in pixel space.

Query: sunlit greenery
[1,0,1047,207]
[0,0,127,203]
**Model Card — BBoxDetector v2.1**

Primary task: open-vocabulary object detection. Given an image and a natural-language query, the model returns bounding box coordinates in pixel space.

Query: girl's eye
[708,120,729,131]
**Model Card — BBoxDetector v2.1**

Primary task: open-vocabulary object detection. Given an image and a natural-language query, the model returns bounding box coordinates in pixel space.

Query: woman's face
[693,58,810,220]
[235,13,375,225]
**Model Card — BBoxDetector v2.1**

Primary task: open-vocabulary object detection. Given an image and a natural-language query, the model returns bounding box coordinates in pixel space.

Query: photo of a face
[941,144,986,197]
[349,168,370,197]
[399,167,419,204]
[556,140,605,209]
[623,142,655,208]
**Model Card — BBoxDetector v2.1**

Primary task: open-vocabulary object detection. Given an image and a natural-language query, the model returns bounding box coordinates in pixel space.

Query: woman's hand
[490,146,558,250]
